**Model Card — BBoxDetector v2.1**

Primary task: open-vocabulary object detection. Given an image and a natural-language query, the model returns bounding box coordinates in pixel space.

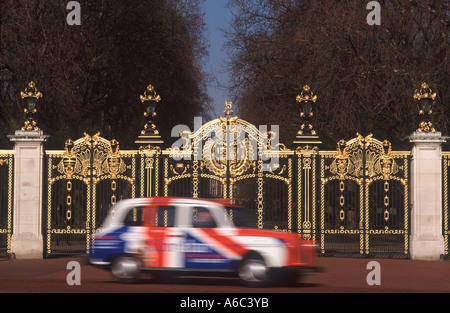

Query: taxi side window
[124,207,143,226]
[156,206,175,227]
[192,207,217,228]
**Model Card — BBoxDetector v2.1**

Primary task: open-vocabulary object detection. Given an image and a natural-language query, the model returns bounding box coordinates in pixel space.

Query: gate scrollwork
[320,133,410,257]
[45,133,136,257]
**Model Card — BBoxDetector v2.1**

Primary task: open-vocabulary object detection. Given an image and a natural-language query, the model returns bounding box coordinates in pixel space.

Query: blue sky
[201,0,232,118]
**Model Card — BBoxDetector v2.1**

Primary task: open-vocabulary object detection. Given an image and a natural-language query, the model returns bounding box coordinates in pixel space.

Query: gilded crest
[328,134,399,182]
[329,139,352,180]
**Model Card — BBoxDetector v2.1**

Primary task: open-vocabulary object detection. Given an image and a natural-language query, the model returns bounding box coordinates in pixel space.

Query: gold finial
[296,85,317,103]
[224,100,233,116]
[135,84,164,146]
[413,82,437,132]
[20,81,43,100]
[140,84,161,103]
[20,81,42,131]
[413,82,436,102]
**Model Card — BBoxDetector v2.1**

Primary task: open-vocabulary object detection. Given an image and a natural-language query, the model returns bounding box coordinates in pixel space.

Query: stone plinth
[8,130,49,259]
[409,131,447,260]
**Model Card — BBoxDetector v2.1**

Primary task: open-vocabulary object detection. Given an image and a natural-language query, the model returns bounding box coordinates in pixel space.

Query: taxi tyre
[237,252,270,287]
[111,254,142,284]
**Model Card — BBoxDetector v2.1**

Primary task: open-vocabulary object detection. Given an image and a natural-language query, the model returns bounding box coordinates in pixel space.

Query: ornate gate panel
[163,151,193,198]
[41,122,412,259]
[0,150,13,256]
[192,116,261,201]
[137,146,163,198]
[44,133,136,257]
[262,149,293,232]
[154,107,294,231]
[320,134,410,258]
[191,112,294,230]
[295,146,319,240]
[442,153,450,258]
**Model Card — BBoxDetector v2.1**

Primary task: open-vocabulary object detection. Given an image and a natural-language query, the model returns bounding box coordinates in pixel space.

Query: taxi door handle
[168,234,186,238]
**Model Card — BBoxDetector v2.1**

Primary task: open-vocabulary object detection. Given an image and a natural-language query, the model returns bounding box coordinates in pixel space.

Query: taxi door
[143,205,185,269]
[183,206,236,270]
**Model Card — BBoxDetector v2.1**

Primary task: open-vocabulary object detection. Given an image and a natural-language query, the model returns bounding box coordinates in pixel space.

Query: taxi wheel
[238,254,269,287]
[111,255,141,283]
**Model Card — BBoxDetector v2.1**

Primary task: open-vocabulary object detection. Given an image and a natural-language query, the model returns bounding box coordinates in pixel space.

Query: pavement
[0,256,449,293]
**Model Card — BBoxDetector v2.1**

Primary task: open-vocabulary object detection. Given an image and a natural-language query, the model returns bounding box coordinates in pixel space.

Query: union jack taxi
[89,197,318,286]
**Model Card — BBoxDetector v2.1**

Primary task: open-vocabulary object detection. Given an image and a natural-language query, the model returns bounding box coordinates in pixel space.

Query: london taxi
[89,197,318,286]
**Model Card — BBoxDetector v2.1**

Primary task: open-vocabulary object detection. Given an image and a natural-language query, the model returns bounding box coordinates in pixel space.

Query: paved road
[0,256,448,294]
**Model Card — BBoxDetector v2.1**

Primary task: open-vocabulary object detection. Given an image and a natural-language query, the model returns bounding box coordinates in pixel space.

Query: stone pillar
[8,130,48,259]
[409,131,447,260]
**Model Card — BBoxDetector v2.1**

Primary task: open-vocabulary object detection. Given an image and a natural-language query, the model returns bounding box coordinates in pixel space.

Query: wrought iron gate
[44,133,136,257]
[0,150,13,256]
[442,152,450,258]
[319,134,410,257]
[43,129,410,258]
[161,114,293,231]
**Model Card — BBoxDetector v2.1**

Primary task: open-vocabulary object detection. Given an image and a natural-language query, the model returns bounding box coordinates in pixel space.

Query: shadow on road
[106,274,323,289]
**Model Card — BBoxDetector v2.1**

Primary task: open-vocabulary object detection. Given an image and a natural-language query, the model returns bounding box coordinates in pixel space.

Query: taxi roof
[118,197,234,207]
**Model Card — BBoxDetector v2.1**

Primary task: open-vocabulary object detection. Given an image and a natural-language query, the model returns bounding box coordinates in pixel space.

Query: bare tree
[0,0,212,148]
[225,0,449,149]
